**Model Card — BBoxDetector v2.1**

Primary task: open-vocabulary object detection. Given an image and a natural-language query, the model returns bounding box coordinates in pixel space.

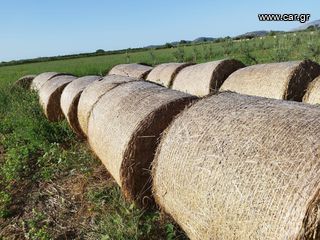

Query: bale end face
[286,60,320,101]
[120,96,197,205]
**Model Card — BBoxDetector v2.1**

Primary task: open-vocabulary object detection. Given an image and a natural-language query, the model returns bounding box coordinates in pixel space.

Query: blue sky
[0,0,319,61]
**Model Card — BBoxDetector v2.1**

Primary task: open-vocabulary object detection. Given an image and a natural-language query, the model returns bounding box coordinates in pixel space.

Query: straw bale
[153,92,320,240]
[220,60,320,101]
[88,81,196,204]
[39,75,77,121]
[172,59,244,96]
[60,76,102,137]
[15,75,36,89]
[77,75,137,137]
[31,72,70,91]
[146,63,193,87]
[108,63,153,79]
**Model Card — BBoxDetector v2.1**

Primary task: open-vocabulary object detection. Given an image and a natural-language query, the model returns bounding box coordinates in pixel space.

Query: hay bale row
[39,75,77,121]
[77,75,138,137]
[152,92,320,239]
[171,59,245,96]
[109,63,153,79]
[60,76,102,137]
[31,72,72,91]
[146,63,193,87]
[88,80,197,205]
[220,60,320,101]
[15,75,36,89]
[303,75,320,104]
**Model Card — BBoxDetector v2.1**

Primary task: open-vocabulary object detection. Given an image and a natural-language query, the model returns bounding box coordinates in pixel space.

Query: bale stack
[15,74,36,89]
[77,75,138,137]
[171,59,244,96]
[60,76,102,137]
[146,63,193,87]
[303,75,320,104]
[88,81,197,204]
[31,72,71,91]
[152,92,320,240]
[108,63,153,79]
[220,60,320,101]
[39,75,77,121]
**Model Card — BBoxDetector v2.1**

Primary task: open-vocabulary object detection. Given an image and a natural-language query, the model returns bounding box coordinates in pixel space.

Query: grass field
[0,29,319,239]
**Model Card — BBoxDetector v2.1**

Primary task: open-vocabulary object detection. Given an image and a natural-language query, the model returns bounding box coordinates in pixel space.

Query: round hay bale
[31,72,71,91]
[77,75,138,137]
[15,74,36,89]
[153,92,320,240]
[88,81,197,204]
[303,75,320,104]
[171,59,244,96]
[108,63,153,79]
[220,60,320,101]
[146,63,194,87]
[39,75,77,121]
[60,76,102,137]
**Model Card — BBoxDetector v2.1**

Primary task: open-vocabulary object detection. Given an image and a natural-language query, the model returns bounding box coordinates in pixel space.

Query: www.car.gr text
[258,14,310,23]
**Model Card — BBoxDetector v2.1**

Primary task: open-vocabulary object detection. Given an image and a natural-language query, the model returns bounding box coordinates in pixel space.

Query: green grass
[0,29,319,239]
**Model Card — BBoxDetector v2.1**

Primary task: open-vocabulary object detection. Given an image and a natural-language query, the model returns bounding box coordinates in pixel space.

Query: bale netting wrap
[77,75,138,137]
[152,92,320,240]
[220,60,320,101]
[171,59,244,96]
[15,74,36,89]
[39,75,77,122]
[88,81,197,204]
[60,75,102,137]
[108,63,153,79]
[303,76,320,105]
[31,72,70,91]
[146,62,193,87]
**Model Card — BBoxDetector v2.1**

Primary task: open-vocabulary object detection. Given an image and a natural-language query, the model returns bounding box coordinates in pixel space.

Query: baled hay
[146,62,193,87]
[153,92,320,240]
[15,75,36,89]
[171,59,244,96]
[77,75,138,137]
[108,63,153,79]
[303,75,320,104]
[60,76,102,137]
[88,81,197,204]
[220,60,320,101]
[31,72,71,91]
[39,75,77,121]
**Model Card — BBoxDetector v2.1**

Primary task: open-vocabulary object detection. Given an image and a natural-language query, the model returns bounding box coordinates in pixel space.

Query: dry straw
[108,63,153,79]
[88,81,196,205]
[60,75,102,137]
[77,75,138,137]
[15,75,36,89]
[220,60,320,101]
[31,72,71,91]
[146,62,193,87]
[39,75,77,121]
[153,92,320,240]
[303,75,320,104]
[171,59,244,96]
